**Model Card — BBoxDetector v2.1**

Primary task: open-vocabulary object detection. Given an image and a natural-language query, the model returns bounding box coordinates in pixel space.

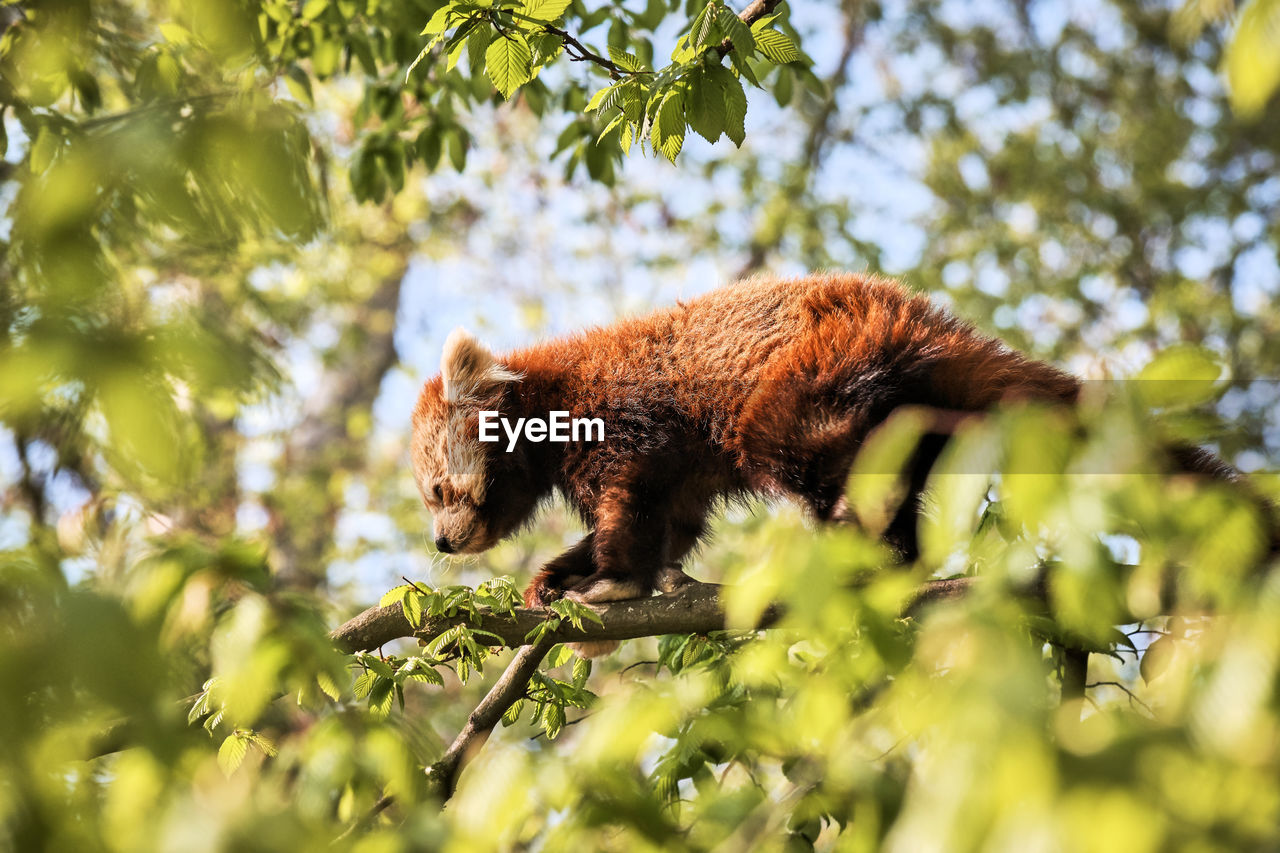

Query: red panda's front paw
[524,577,562,608]
[523,569,592,608]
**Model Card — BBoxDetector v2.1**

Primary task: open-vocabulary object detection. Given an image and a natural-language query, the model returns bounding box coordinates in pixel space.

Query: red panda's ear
[441,328,520,402]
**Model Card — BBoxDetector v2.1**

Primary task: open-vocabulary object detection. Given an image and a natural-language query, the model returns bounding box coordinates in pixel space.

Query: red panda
[410,273,1267,646]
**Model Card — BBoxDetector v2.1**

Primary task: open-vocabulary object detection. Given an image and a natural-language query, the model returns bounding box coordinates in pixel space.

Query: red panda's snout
[430,503,495,555]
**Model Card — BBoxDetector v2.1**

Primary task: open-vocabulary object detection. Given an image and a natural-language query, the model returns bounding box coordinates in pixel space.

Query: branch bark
[1061,648,1089,708]
[425,639,556,799]
[330,576,984,654]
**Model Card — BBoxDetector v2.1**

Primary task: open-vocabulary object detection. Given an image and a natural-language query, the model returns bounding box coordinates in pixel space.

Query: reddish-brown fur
[412,273,1088,611]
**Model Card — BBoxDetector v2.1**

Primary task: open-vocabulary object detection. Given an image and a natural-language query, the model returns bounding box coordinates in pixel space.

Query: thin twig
[1086,681,1154,715]
[424,640,556,800]
[335,641,555,840]
[620,659,660,675]
[503,0,786,81]
[402,575,434,597]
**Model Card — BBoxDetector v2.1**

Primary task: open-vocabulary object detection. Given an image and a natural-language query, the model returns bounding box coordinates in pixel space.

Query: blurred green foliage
[1,0,1279,850]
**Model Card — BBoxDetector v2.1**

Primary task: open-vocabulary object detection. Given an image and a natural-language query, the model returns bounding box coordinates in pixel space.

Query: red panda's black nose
[435,535,455,554]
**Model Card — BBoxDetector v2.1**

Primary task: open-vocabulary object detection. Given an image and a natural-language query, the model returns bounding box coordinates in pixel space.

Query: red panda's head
[411,329,537,555]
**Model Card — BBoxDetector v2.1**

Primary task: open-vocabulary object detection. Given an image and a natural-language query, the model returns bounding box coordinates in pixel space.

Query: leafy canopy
[1,0,1280,850]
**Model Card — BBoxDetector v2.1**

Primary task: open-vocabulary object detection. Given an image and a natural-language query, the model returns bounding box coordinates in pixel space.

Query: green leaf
[301,0,329,20]
[670,34,697,63]
[502,698,526,726]
[749,13,780,30]
[650,88,686,162]
[548,644,575,668]
[523,0,572,21]
[544,702,566,739]
[405,662,444,685]
[729,47,760,86]
[284,65,314,106]
[187,691,211,725]
[529,32,563,65]
[608,45,641,72]
[316,670,343,700]
[353,670,378,699]
[29,127,59,174]
[218,733,249,775]
[550,597,605,627]
[687,67,727,142]
[773,66,793,106]
[597,112,625,144]
[363,654,395,679]
[572,656,592,687]
[368,678,396,717]
[446,128,469,170]
[467,25,492,72]
[447,24,473,71]
[718,8,755,53]
[691,2,718,47]
[682,635,706,667]
[1140,635,1177,684]
[524,619,558,645]
[709,65,746,145]
[380,584,412,609]
[1225,0,1280,118]
[402,590,424,629]
[247,732,279,757]
[586,81,624,112]
[421,3,457,34]
[753,28,798,63]
[1136,345,1224,407]
[416,127,443,170]
[203,709,225,734]
[486,33,534,98]
[620,84,646,122]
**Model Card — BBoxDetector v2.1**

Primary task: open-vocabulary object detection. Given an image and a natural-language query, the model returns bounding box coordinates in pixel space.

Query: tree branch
[510,0,787,82]
[328,566,1150,830]
[331,580,776,653]
[425,639,556,799]
[330,577,986,654]
[337,639,556,838]
[1061,648,1089,710]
